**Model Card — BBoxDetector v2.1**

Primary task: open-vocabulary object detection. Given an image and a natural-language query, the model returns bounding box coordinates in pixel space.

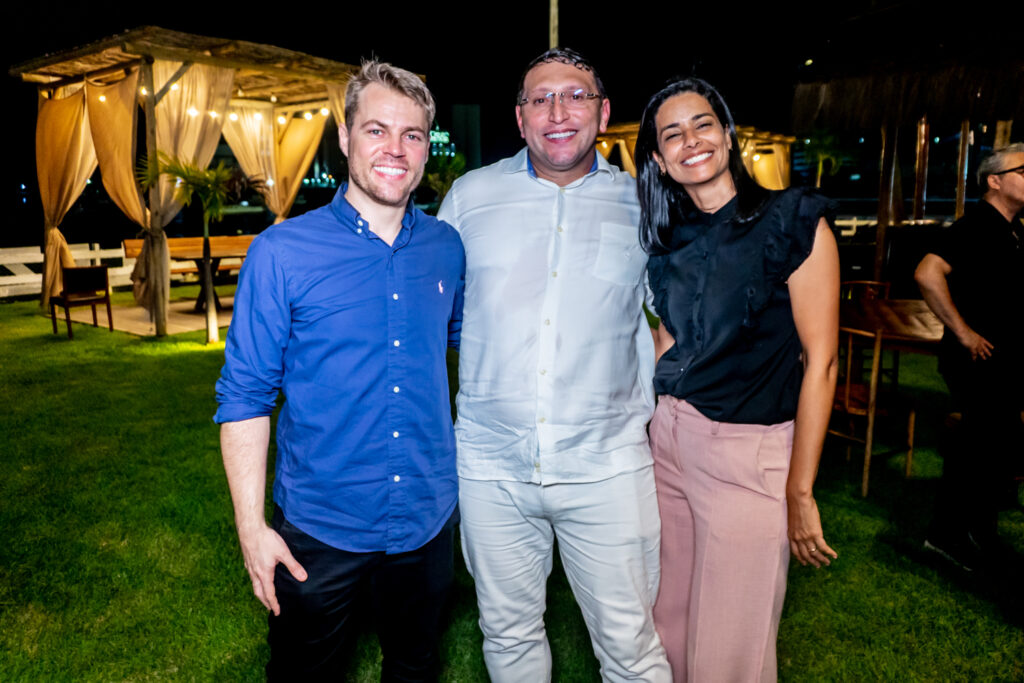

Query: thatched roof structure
[9,25,361,106]
[793,60,1024,132]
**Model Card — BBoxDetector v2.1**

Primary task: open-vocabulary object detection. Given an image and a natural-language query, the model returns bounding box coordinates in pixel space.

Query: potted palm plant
[142,153,263,343]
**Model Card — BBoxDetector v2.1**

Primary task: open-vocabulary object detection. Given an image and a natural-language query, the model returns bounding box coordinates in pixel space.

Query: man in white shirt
[438,48,670,682]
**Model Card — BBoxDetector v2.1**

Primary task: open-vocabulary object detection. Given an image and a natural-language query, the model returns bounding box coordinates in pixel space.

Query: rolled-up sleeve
[214,235,290,423]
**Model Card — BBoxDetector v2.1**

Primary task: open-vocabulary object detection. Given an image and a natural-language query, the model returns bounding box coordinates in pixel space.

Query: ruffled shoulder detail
[762,187,838,287]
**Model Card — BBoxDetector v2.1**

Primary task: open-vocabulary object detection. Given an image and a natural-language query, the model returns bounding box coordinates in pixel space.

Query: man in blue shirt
[215,60,465,680]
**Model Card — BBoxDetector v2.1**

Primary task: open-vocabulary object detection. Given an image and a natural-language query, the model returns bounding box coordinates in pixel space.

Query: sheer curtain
[86,70,148,227]
[223,102,328,222]
[36,84,98,306]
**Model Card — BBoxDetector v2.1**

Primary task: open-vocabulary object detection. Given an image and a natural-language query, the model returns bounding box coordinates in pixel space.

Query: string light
[97,95,107,102]
[140,87,147,95]
[320,107,330,116]
[229,112,239,121]
[303,111,313,120]
[270,95,278,103]
[277,115,288,125]
[752,154,761,162]
[170,83,180,91]
[208,111,219,119]
[253,112,263,121]
[187,106,199,117]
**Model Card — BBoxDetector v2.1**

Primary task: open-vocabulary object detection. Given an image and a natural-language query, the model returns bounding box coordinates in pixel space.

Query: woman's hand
[787,492,837,568]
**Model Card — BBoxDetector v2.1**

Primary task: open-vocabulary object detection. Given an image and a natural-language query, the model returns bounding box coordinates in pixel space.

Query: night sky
[6,0,1022,237]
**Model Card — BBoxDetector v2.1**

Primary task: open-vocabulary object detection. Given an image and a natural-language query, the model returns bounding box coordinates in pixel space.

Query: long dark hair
[636,77,768,254]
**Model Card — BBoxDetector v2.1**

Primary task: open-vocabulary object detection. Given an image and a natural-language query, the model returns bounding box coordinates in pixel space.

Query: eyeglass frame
[993,163,1024,177]
[517,89,602,108]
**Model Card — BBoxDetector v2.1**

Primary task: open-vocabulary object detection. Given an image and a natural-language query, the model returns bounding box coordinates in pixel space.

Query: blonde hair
[344,59,435,129]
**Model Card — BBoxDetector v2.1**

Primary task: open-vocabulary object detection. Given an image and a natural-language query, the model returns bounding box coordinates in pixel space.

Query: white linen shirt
[438,148,655,484]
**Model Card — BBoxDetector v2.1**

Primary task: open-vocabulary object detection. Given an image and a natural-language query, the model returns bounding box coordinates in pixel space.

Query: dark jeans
[931,355,1023,541]
[266,506,456,682]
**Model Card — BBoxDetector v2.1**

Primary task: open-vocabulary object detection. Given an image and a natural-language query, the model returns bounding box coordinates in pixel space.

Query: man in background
[916,143,1024,570]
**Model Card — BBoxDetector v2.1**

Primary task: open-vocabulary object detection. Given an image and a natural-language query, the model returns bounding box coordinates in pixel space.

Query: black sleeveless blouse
[647,188,836,425]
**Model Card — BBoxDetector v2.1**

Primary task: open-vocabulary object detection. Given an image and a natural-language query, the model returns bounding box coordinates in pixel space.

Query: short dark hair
[345,59,436,129]
[635,77,768,254]
[516,47,607,103]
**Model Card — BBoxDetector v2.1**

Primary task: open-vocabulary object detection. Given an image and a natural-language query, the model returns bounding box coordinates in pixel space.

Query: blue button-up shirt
[215,186,465,554]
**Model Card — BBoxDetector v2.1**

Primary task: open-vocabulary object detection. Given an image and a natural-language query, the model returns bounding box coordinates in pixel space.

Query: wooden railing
[0,243,133,298]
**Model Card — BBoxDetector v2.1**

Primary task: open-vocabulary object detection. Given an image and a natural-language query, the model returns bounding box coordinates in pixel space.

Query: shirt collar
[329,183,417,239]
[506,147,613,181]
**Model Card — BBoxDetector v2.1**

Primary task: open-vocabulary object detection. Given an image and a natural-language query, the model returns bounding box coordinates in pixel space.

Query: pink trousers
[649,395,793,683]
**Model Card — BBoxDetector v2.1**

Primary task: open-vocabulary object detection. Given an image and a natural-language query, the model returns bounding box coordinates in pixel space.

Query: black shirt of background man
[930,199,1024,380]
[647,188,837,425]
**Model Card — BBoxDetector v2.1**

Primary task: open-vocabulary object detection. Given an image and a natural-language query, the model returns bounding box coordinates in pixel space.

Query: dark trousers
[931,355,1023,541]
[266,506,456,682]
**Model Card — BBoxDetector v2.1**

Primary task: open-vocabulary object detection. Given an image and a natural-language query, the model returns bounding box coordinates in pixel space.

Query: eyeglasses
[518,89,601,110]
[993,163,1024,177]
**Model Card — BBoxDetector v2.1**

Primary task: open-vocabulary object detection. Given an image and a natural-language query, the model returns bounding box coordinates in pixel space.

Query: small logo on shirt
[438,280,444,294]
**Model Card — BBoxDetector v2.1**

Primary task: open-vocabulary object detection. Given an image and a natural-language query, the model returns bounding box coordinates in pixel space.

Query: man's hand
[238,523,307,616]
[956,328,994,361]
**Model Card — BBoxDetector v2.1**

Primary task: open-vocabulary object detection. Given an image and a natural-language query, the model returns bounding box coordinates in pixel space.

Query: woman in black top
[635,77,840,682]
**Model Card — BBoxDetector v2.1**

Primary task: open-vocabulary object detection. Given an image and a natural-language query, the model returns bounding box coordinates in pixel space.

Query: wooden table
[167,245,250,312]
[837,298,943,495]
[123,236,254,312]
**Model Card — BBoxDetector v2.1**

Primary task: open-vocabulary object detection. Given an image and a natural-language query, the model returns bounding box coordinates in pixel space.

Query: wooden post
[955,119,970,220]
[994,120,1013,149]
[141,57,169,336]
[913,117,929,220]
[549,0,558,48]
[874,124,898,281]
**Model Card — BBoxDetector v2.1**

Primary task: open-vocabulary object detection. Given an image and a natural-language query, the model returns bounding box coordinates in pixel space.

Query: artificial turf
[1,288,1021,681]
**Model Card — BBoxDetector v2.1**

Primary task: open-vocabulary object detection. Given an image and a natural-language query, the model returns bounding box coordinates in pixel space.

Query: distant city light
[858,137,865,143]
[804,138,811,144]
[849,174,862,181]
[804,59,813,66]
[933,136,940,143]
[430,130,450,144]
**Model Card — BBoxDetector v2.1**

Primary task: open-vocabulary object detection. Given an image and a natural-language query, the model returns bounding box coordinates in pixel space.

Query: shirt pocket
[593,222,645,286]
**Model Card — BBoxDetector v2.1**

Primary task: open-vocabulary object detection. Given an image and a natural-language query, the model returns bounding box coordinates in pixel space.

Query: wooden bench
[122,235,255,275]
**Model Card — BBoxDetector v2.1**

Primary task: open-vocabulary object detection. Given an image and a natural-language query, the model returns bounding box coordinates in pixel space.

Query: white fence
[0,243,134,298]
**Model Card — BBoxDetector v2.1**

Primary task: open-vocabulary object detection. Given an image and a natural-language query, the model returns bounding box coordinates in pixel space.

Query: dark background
[5,0,1022,246]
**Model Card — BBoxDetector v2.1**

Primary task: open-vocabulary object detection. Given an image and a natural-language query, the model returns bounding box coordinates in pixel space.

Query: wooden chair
[840,280,900,386]
[828,328,915,496]
[840,280,891,302]
[49,265,113,339]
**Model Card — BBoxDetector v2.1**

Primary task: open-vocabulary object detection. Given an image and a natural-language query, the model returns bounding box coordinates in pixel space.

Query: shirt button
[557,225,564,233]
[357,220,364,226]
[393,475,400,482]
[544,319,551,325]
[393,386,400,393]
[393,431,399,438]
[357,228,362,234]
[552,271,558,278]
[538,417,546,423]
[393,340,400,347]
[539,369,546,375]
[392,293,399,300]
[534,462,540,470]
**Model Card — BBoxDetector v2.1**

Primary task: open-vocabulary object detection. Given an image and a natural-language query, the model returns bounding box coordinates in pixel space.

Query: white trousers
[459,469,671,683]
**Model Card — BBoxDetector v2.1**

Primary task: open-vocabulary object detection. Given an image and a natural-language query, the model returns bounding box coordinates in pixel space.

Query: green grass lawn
[1,289,1022,681]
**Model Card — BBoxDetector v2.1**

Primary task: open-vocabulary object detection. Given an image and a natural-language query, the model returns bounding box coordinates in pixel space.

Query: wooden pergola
[10,26,362,336]
[793,60,1023,280]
